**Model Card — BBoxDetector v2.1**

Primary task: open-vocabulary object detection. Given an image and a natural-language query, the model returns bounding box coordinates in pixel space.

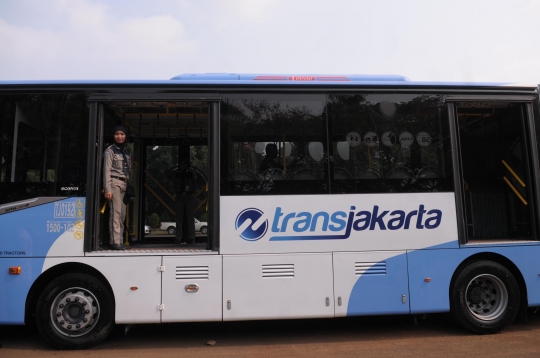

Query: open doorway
[454,101,537,242]
[97,100,211,250]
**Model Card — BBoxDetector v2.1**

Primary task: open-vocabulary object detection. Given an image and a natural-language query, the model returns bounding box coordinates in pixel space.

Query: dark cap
[113,125,128,136]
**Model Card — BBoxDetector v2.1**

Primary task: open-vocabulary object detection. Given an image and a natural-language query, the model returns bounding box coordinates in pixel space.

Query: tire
[35,273,115,349]
[167,226,176,235]
[450,261,520,334]
[200,226,208,234]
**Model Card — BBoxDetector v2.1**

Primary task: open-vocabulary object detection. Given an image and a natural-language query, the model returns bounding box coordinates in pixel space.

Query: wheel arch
[25,262,115,325]
[449,252,528,314]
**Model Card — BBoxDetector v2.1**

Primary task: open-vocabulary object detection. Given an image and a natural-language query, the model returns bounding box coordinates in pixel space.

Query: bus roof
[170,73,411,81]
[0,73,536,90]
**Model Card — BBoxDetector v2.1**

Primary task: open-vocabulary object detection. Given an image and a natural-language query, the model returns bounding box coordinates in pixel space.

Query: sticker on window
[381,131,397,147]
[399,131,414,147]
[416,131,431,147]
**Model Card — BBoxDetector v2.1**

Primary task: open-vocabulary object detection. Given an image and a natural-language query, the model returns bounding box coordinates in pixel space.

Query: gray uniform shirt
[103,144,132,193]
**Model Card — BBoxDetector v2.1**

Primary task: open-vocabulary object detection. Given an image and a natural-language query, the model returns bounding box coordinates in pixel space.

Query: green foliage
[190,145,208,174]
[149,213,160,229]
[199,212,208,222]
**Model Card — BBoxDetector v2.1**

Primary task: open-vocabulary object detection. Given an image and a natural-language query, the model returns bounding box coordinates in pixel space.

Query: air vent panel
[176,266,209,280]
[262,264,294,278]
[355,262,386,276]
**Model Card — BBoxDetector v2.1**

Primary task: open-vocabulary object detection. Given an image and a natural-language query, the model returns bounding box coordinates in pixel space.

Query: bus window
[0,94,89,205]
[220,93,328,195]
[327,94,454,194]
[456,102,536,241]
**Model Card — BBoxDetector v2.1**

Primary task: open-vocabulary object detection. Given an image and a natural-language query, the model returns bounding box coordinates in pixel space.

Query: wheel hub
[467,284,485,304]
[465,274,508,321]
[51,288,100,337]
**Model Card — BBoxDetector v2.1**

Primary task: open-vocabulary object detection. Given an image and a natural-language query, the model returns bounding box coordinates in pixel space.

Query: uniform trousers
[175,192,195,243]
[109,179,127,245]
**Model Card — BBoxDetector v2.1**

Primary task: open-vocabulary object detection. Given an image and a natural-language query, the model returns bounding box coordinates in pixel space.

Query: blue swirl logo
[235,208,268,241]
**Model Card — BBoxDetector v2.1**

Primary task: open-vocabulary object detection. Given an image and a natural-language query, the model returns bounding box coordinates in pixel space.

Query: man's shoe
[110,244,126,251]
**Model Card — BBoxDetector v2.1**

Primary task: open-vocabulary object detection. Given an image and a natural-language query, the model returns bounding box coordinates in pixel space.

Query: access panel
[334,251,410,317]
[162,255,222,322]
[223,253,334,320]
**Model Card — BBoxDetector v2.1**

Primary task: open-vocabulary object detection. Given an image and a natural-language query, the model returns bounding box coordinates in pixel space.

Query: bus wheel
[450,261,520,334]
[35,273,115,349]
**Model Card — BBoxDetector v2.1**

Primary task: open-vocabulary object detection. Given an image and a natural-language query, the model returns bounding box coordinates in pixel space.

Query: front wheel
[450,261,520,334]
[200,226,208,234]
[167,226,176,235]
[36,273,115,349]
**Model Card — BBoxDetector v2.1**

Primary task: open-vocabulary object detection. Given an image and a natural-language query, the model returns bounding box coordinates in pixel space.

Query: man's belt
[111,176,129,182]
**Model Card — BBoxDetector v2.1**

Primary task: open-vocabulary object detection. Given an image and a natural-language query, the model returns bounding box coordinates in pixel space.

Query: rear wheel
[35,273,115,349]
[167,226,176,235]
[451,261,520,334]
[200,226,208,234]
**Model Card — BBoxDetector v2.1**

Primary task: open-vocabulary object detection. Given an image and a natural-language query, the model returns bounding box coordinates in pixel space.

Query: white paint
[46,221,84,257]
[223,253,334,320]
[220,192,459,255]
[161,255,222,322]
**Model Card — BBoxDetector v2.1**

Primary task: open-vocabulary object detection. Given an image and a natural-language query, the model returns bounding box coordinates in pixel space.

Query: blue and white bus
[1,73,540,349]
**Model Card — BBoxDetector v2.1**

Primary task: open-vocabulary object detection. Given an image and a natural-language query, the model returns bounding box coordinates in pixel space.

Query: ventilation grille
[262,264,294,278]
[175,266,209,280]
[355,262,386,276]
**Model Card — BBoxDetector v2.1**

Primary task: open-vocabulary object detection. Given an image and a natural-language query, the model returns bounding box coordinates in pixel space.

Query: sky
[1,0,540,83]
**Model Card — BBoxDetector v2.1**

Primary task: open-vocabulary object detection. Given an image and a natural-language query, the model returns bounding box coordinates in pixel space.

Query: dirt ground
[3,311,540,357]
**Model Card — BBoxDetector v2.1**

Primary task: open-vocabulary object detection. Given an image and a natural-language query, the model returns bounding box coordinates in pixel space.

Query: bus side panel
[0,198,85,258]
[0,257,45,324]
[223,253,334,321]
[43,256,162,324]
[162,255,223,322]
[0,198,85,324]
[333,251,410,317]
[408,245,540,314]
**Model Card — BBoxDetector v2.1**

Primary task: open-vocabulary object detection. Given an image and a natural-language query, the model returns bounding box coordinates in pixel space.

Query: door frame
[445,96,540,244]
[85,95,220,252]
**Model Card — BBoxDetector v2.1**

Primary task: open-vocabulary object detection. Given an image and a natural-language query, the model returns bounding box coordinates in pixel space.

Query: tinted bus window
[220,93,328,195]
[0,94,89,205]
[327,94,453,194]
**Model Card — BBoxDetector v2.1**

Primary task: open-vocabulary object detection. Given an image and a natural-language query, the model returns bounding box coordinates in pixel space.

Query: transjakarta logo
[235,208,269,241]
[236,205,442,241]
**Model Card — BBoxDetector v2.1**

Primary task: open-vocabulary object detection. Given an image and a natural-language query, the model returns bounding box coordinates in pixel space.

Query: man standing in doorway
[103,125,132,250]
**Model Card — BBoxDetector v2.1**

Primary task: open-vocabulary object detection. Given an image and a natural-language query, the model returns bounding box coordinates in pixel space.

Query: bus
[1,73,540,349]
